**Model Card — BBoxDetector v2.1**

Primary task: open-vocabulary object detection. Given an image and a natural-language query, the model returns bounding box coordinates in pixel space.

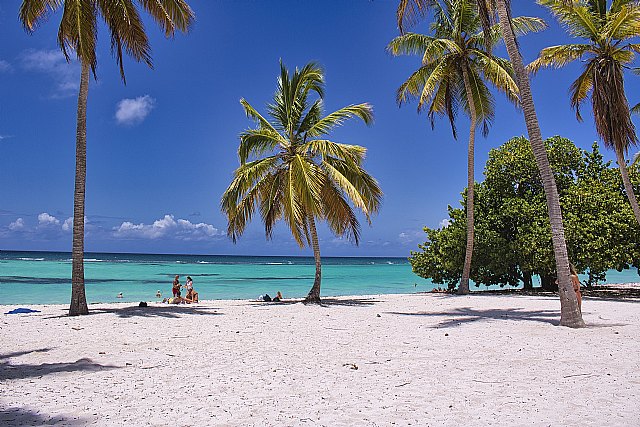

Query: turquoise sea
[1,250,638,305]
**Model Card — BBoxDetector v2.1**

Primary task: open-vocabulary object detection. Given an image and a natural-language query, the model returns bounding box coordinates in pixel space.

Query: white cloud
[61,216,88,232]
[9,218,25,231]
[113,214,220,241]
[62,217,73,232]
[0,59,11,72]
[439,218,452,228]
[398,230,423,245]
[38,212,60,227]
[115,95,155,125]
[21,49,79,98]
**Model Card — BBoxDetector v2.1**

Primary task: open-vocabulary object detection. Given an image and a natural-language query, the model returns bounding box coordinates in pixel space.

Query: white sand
[1,293,639,426]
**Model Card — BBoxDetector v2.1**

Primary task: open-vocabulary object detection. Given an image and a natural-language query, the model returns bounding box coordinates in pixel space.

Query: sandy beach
[2,293,639,426]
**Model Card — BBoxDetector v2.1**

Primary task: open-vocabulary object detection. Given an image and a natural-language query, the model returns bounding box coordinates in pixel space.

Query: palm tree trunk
[459,65,476,295]
[496,0,584,327]
[615,147,640,225]
[304,216,322,304]
[69,60,90,316]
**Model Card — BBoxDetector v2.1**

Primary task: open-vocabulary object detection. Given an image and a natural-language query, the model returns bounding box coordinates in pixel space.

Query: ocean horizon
[2,250,638,305]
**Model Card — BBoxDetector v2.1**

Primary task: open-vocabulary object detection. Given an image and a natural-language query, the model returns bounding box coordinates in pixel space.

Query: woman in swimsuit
[569,263,582,311]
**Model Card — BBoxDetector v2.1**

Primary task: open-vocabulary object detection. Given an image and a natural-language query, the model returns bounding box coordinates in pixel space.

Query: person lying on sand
[259,291,283,302]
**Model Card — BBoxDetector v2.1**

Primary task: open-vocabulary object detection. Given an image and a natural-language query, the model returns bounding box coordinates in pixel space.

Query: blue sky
[0,1,639,257]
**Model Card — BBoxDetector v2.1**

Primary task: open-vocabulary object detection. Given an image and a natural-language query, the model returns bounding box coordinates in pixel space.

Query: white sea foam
[18,257,45,261]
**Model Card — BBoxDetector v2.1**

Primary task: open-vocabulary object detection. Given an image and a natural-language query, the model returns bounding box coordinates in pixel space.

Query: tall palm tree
[221,62,382,303]
[388,0,543,294]
[20,0,195,316]
[530,0,640,226]
[397,0,585,327]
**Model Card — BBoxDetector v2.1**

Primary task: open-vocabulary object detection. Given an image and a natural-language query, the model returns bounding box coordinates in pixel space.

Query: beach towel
[5,308,41,315]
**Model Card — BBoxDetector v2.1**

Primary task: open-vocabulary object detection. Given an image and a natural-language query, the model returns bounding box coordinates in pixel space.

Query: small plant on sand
[221,62,382,303]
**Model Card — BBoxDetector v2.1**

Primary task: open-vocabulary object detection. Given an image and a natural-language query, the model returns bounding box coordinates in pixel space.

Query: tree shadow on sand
[316,297,382,307]
[246,297,382,308]
[0,348,51,361]
[387,307,562,327]
[0,406,89,426]
[44,304,223,320]
[0,355,119,382]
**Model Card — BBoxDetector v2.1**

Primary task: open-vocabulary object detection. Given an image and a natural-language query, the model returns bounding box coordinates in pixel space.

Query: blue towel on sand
[5,308,41,315]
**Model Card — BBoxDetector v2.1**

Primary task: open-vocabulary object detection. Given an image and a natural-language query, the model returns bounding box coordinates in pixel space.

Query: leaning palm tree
[397,0,585,327]
[221,62,382,303]
[20,0,195,316]
[530,0,640,226]
[388,0,543,294]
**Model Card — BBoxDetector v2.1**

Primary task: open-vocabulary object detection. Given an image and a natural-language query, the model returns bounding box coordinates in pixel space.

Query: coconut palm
[221,62,382,303]
[397,0,585,327]
[388,0,544,294]
[529,0,640,226]
[20,0,195,316]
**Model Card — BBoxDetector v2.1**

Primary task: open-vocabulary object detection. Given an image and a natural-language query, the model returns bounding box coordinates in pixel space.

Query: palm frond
[303,139,367,165]
[19,0,62,32]
[97,0,152,83]
[397,0,436,33]
[472,49,519,106]
[323,157,382,220]
[137,0,194,36]
[388,33,461,62]
[539,0,602,39]
[57,0,98,75]
[569,60,595,122]
[321,179,361,244]
[238,128,285,163]
[601,3,640,41]
[305,104,373,138]
[240,98,283,140]
[528,44,591,74]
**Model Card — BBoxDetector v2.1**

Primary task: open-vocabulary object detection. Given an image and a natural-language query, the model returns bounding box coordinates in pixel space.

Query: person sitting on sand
[272,291,283,302]
[172,275,181,298]
[184,276,199,303]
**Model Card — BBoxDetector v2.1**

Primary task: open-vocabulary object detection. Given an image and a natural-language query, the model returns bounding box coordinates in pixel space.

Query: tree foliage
[410,136,640,289]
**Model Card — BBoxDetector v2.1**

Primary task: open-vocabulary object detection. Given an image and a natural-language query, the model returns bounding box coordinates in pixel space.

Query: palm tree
[397,0,585,327]
[20,0,195,316]
[530,0,640,226]
[221,62,382,303]
[388,0,544,294]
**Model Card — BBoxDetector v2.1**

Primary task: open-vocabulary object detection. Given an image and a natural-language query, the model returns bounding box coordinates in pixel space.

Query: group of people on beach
[162,275,199,304]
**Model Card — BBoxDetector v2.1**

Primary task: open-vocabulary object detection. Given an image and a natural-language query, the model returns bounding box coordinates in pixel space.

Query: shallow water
[1,251,637,305]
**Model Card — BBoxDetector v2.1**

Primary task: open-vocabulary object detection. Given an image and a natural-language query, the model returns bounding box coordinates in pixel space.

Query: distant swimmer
[117,292,123,298]
[156,290,162,298]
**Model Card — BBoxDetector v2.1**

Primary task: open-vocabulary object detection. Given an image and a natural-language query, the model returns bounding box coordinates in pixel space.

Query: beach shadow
[246,299,302,307]
[0,348,51,360]
[317,297,382,307]
[44,304,222,320]
[0,406,88,426]
[387,307,561,327]
[246,297,381,307]
[0,357,119,381]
